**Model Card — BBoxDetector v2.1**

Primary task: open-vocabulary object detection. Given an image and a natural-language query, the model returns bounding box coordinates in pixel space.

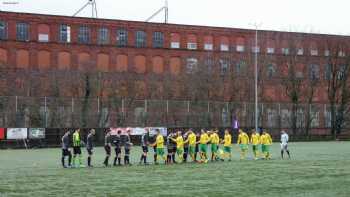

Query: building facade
[0,11,349,132]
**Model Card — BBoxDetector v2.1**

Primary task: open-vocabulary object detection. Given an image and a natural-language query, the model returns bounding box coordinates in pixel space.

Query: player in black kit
[103,130,112,167]
[113,130,122,166]
[61,130,72,168]
[139,129,150,165]
[86,129,95,167]
[124,129,133,165]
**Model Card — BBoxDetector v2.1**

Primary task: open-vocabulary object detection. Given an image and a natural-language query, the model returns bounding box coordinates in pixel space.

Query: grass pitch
[0,142,350,197]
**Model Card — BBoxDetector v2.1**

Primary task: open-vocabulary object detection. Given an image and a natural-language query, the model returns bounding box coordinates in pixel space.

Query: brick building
[0,11,349,133]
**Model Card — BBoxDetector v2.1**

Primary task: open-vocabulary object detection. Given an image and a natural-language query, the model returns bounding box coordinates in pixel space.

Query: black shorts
[125,148,130,155]
[195,145,199,153]
[142,146,148,153]
[87,148,93,155]
[73,146,82,155]
[115,147,121,155]
[153,146,157,153]
[167,147,176,154]
[62,149,71,156]
[104,145,111,155]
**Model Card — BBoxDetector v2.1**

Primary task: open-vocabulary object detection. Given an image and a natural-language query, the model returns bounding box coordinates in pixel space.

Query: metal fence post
[187,101,190,113]
[15,96,18,113]
[97,97,100,113]
[145,99,147,113]
[207,101,210,113]
[166,100,169,114]
[71,97,74,113]
[45,96,47,128]
[122,99,125,114]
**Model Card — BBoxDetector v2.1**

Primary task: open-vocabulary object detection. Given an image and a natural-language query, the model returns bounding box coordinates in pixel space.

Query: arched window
[57,51,71,70]
[0,48,8,65]
[187,34,197,50]
[170,33,180,48]
[152,56,164,74]
[116,54,128,72]
[97,53,109,72]
[170,57,181,75]
[78,52,91,70]
[204,35,213,50]
[134,55,146,73]
[37,24,50,42]
[16,49,29,69]
[220,36,229,51]
[236,37,245,52]
[38,50,51,70]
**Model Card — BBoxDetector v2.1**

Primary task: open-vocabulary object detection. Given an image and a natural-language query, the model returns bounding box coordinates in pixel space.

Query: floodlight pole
[146,0,169,23]
[250,22,262,133]
[73,0,98,18]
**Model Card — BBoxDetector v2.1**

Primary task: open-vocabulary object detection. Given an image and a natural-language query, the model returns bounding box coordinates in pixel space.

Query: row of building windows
[0,21,346,57]
[0,48,344,79]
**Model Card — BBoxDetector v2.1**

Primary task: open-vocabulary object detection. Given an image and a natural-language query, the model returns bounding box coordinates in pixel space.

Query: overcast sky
[1,0,350,35]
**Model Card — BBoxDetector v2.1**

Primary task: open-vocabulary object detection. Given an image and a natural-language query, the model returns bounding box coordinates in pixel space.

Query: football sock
[61,157,65,167]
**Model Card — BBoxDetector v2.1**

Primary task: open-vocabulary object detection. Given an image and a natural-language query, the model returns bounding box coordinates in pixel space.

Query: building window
[281,48,289,55]
[135,31,146,48]
[186,58,198,74]
[204,44,213,51]
[324,50,330,56]
[220,58,229,76]
[267,48,274,54]
[337,65,346,80]
[236,60,246,74]
[117,29,128,47]
[220,44,229,51]
[78,26,90,44]
[252,46,260,53]
[59,24,71,43]
[324,64,332,80]
[236,45,245,52]
[297,48,304,55]
[205,57,214,73]
[98,27,109,45]
[267,64,276,78]
[16,22,29,41]
[338,51,346,57]
[0,21,7,40]
[310,108,320,128]
[153,32,164,48]
[309,64,320,80]
[187,43,197,50]
[310,49,318,56]
[170,33,180,49]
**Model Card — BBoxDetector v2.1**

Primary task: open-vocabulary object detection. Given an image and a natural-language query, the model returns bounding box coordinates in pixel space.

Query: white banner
[7,128,28,139]
[109,127,167,136]
[148,127,167,136]
[29,128,45,139]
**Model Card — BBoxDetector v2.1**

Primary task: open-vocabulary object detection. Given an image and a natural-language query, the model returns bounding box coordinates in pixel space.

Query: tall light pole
[250,22,262,133]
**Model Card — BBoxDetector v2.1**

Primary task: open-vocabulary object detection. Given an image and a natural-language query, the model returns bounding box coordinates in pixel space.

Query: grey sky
[1,0,350,35]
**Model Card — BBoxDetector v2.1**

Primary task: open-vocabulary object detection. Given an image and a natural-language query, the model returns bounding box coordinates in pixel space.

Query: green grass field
[1,142,350,197]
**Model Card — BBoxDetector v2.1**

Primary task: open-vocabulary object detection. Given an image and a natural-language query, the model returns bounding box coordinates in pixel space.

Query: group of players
[61,128,291,168]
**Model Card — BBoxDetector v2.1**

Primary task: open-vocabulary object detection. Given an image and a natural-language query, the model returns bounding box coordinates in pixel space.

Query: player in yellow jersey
[210,130,220,161]
[151,129,167,164]
[170,131,187,163]
[199,129,210,163]
[250,130,261,160]
[186,129,197,162]
[221,129,232,161]
[237,129,249,160]
[261,131,273,160]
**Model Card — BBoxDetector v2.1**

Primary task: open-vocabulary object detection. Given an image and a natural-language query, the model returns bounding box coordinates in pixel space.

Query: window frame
[0,21,7,40]
[153,31,164,48]
[116,29,128,47]
[98,27,109,45]
[135,30,147,48]
[78,25,90,44]
[59,24,71,43]
[16,22,30,41]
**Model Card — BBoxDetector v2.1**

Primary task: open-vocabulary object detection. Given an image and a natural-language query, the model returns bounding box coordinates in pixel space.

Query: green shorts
[211,144,218,153]
[261,145,270,153]
[199,144,207,153]
[176,148,184,155]
[252,145,258,151]
[156,148,164,156]
[189,145,196,155]
[224,146,231,153]
[240,144,248,151]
